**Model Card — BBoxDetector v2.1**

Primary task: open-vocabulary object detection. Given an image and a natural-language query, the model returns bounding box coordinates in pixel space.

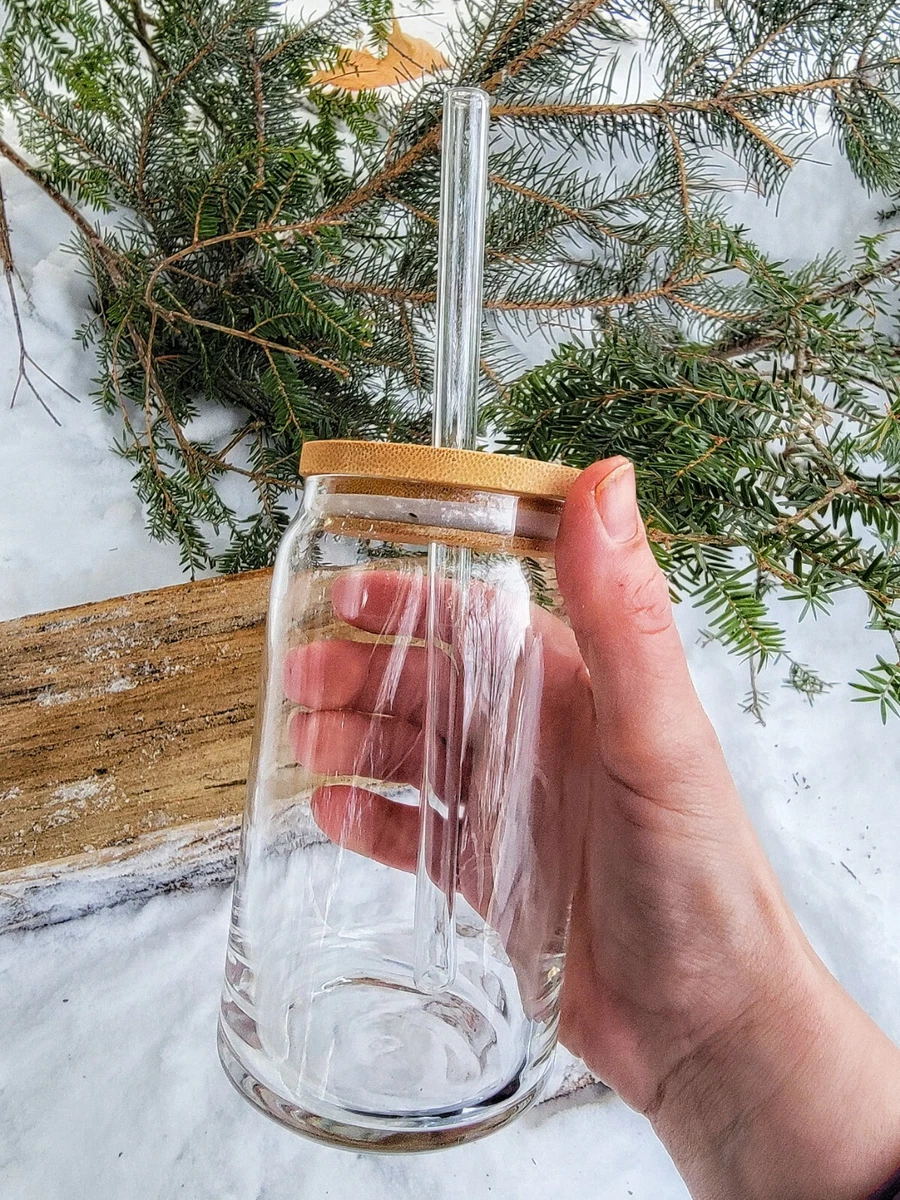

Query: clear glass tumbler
[218,439,583,1150]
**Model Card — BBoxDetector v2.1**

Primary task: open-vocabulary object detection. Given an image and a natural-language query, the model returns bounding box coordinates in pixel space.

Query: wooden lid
[300,440,580,501]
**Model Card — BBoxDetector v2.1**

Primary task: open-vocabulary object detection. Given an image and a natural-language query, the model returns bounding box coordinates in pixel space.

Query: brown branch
[648,527,741,548]
[490,172,623,240]
[0,137,126,287]
[312,271,706,311]
[480,357,511,399]
[10,85,136,196]
[263,345,305,439]
[144,218,343,305]
[310,0,613,233]
[264,250,371,347]
[466,0,538,81]
[0,174,13,276]
[311,273,435,305]
[723,105,794,167]
[487,274,706,311]
[481,0,611,93]
[322,126,443,223]
[660,117,692,226]
[247,29,266,186]
[590,382,784,416]
[670,294,755,321]
[150,304,349,375]
[106,0,170,72]
[774,480,857,532]
[258,2,346,65]
[492,77,854,122]
[136,2,249,206]
[715,5,821,97]
[675,435,728,477]
[398,303,422,389]
[384,191,437,226]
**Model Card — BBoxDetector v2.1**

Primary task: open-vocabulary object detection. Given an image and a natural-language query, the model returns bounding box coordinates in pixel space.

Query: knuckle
[618,567,673,636]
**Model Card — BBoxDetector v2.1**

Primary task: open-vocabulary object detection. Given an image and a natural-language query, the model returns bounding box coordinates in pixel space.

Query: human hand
[287,457,900,1199]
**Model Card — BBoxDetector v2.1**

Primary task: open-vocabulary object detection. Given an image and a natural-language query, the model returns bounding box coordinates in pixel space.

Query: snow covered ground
[3,22,900,1200]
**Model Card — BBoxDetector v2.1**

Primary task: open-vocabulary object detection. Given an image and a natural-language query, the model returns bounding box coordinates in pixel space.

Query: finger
[285,639,444,726]
[555,458,729,798]
[311,785,482,911]
[330,570,586,695]
[291,709,437,788]
[311,784,418,872]
[331,570,456,643]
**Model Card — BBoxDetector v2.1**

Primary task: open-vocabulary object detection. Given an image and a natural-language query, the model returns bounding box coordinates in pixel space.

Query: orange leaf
[312,19,448,91]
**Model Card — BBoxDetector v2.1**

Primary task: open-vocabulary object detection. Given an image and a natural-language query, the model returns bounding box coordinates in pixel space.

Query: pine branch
[3,0,900,703]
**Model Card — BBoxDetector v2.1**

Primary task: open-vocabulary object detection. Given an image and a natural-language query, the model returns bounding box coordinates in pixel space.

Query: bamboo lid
[300,440,581,501]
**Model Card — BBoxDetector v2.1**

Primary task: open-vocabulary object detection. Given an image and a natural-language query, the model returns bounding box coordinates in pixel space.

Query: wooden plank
[0,570,272,874]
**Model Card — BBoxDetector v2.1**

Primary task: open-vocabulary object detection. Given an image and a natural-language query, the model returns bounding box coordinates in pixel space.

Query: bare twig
[0,174,79,424]
[744,653,767,724]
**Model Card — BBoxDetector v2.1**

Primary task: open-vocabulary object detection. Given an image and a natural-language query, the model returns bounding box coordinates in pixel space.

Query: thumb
[556,458,727,799]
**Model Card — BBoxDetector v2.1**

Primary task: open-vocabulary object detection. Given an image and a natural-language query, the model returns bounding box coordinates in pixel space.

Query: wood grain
[0,570,272,874]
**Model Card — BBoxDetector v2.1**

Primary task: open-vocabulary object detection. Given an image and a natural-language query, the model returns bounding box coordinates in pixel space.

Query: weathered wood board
[0,569,271,876]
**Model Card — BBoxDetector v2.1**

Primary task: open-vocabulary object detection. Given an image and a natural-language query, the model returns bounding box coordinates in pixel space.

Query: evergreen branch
[674,434,727,477]
[773,480,857,531]
[136,0,253,207]
[398,302,422,389]
[479,0,612,92]
[149,304,350,375]
[106,0,170,72]
[4,0,900,698]
[713,3,822,97]
[489,171,623,239]
[713,249,900,359]
[492,75,875,120]
[724,106,794,167]
[384,190,436,225]
[313,271,706,310]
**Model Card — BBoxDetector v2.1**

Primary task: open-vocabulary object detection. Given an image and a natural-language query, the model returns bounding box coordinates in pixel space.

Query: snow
[2,19,900,1200]
[1,887,684,1200]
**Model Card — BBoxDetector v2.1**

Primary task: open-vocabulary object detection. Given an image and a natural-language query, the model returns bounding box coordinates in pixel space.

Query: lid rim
[299,440,580,502]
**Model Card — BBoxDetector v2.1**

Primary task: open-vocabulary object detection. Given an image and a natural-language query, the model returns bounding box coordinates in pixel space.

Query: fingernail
[594,463,638,543]
[336,576,367,621]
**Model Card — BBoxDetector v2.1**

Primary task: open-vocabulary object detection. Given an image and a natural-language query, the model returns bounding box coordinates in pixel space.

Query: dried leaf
[311,19,448,91]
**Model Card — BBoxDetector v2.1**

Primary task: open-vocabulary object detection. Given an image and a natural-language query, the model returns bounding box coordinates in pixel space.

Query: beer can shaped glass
[218,439,583,1150]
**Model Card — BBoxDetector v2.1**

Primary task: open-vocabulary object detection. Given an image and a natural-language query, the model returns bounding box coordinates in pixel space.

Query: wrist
[650,953,900,1200]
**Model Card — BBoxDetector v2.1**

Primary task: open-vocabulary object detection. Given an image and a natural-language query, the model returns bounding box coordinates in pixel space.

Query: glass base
[217,1018,545,1152]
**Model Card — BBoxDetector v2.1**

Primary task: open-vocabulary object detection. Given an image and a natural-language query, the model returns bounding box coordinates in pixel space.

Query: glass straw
[413,88,490,993]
